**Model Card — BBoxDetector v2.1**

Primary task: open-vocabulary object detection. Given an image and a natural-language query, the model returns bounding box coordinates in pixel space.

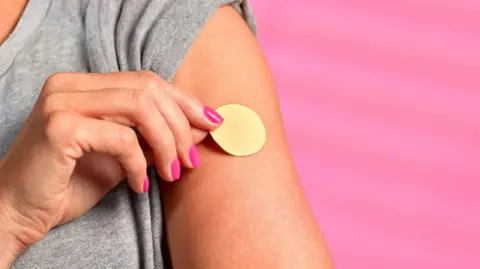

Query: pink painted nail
[171,158,181,180]
[189,145,200,168]
[143,176,150,193]
[204,106,224,124]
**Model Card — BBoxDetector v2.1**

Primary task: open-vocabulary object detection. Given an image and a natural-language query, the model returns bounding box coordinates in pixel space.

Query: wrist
[0,229,21,268]
[0,191,39,268]
[0,200,24,268]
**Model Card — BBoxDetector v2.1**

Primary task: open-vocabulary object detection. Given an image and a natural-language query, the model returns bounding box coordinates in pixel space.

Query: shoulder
[84,0,255,80]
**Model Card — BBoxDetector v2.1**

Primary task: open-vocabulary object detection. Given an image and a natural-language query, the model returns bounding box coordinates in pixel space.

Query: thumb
[192,127,209,145]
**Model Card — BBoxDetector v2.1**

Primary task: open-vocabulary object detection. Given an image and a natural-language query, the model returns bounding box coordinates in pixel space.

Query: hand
[0,71,223,262]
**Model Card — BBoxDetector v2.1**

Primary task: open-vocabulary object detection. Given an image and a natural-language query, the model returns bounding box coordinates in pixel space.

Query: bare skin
[0,70,220,268]
[0,0,27,44]
[165,6,333,269]
[0,1,333,268]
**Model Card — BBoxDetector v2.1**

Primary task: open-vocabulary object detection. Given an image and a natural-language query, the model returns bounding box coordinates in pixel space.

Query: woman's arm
[162,6,333,269]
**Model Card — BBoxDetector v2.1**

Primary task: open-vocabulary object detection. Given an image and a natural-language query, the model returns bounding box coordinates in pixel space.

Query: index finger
[44,71,162,92]
[47,71,221,130]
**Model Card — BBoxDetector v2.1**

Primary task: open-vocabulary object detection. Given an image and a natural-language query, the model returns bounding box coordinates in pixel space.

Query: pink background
[250,1,480,268]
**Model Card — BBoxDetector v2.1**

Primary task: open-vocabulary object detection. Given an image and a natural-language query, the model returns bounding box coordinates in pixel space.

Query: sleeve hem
[144,0,256,82]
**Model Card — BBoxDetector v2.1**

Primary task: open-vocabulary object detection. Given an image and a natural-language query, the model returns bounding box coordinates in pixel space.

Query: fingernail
[204,106,224,124]
[171,158,181,180]
[189,145,200,168]
[143,176,150,193]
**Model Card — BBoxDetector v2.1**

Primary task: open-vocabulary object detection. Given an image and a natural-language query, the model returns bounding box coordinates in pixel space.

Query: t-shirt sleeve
[85,0,256,81]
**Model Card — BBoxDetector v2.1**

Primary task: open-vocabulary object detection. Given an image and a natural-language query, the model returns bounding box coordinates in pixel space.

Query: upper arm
[164,6,333,269]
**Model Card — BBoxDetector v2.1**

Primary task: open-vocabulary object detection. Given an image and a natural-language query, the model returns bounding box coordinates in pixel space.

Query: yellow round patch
[210,104,266,156]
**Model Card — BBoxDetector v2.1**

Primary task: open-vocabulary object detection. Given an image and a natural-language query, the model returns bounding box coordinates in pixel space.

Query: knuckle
[178,116,191,133]
[129,88,149,106]
[138,70,162,91]
[184,91,199,104]
[164,131,177,157]
[118,128,138,154]
[44,111,76,145]
[129,88,156,118]
[172,118,191,147]
[42,92,67,117]
[133,157,147,173]
[154,124,176,157]
[43,72,67,92]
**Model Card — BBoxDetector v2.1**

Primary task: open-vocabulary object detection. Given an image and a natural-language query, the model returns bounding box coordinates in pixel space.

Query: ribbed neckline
[0,0,51,76]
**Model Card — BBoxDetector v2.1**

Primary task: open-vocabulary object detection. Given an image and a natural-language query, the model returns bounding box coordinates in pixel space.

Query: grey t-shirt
[0,0,255,268]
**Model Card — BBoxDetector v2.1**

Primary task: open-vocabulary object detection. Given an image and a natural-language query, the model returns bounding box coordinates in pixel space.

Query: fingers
[43,89,179,181]
[42,71,218,180]
[159,81,224,130]
[45,112,148,193]
[43,71,223,130]
[192,127,209,144]
[139,127,208,167]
